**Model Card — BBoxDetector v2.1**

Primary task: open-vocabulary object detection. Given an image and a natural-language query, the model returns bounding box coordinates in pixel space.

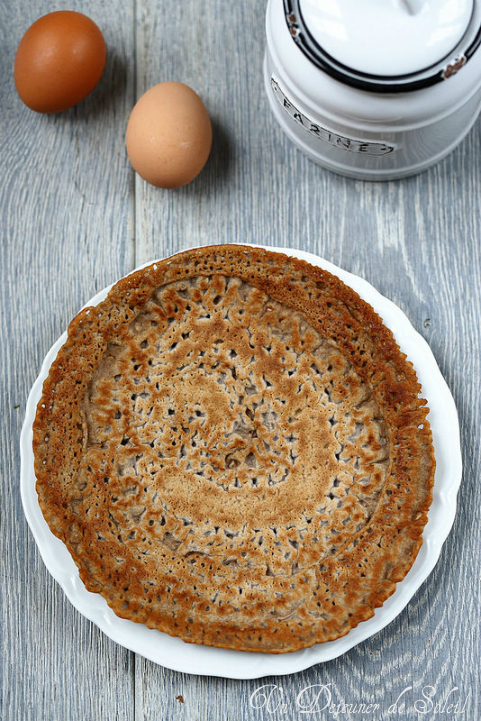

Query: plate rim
[20,244,462,678]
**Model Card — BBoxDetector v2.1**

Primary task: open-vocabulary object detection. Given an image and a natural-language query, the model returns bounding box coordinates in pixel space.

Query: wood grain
[1,0,480,719]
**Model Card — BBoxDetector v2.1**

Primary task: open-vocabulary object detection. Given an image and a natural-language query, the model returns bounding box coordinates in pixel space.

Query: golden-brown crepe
[33,245,434,652]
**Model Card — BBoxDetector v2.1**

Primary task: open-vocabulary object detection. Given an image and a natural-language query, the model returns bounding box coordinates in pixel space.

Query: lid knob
[401,0,425,15]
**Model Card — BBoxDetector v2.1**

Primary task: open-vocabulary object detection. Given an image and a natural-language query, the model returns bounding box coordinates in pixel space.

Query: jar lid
[285,0,481,91]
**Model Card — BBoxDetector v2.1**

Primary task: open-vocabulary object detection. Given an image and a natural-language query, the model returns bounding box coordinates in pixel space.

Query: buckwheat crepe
[33,245,434,652]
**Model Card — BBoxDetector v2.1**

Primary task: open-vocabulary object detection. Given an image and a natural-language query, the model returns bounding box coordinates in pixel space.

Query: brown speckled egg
[14,11,106,113]
[126,82,212,189]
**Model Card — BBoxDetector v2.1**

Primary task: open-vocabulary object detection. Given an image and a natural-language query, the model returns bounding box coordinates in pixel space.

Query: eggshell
[14,11,106,113]
[126,82,212,189]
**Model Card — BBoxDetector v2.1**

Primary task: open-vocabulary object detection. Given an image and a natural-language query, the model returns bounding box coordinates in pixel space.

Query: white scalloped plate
[20,245,462,679]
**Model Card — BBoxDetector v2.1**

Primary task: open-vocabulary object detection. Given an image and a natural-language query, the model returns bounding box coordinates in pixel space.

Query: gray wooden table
[1,1,480,719]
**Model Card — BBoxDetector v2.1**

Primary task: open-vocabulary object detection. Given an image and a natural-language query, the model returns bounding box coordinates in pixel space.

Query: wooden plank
[1,1,136,719]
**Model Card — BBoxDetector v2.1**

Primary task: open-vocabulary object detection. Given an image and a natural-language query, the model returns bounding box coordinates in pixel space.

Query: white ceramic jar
[264,0,481,179]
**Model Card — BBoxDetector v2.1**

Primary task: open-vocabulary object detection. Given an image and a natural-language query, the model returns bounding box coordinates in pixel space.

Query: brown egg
[126,82,212,189]
[14,11,106,113]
